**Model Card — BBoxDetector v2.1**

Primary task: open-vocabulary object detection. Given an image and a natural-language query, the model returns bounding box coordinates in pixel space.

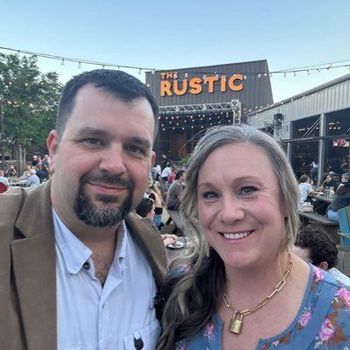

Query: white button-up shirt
[53,210,160,350]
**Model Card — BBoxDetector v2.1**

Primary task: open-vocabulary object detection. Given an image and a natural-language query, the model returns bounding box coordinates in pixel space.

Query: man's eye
[240,186,258,195]
[81,138,104,147]
[126,144,146,156]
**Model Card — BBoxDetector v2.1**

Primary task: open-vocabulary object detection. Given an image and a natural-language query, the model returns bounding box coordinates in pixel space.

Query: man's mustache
[81,172,133,189]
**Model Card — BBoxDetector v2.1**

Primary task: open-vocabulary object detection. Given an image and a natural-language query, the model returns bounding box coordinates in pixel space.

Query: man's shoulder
[0,187,27,240]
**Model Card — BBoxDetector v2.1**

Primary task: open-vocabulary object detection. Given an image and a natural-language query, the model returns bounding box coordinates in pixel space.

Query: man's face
[47,84,155,229]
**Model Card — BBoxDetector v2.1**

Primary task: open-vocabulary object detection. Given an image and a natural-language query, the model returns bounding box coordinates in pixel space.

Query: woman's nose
[218,195,245,223]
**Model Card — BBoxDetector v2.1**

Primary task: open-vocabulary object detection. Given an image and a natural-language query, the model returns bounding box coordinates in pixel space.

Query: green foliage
[0,53,62,149]
[179,154,190,166]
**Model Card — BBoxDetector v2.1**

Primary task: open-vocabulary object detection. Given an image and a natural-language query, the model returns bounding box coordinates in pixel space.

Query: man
[166,169,185,211]
[298,174,314,203]
[26,168,41,187]
[0,69,167,349]
[294,224,350,287]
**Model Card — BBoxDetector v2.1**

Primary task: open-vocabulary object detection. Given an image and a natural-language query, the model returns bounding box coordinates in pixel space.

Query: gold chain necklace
[223,252,293,335]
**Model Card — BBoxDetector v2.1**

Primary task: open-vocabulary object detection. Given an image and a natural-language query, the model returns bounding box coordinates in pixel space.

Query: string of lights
[1,45,350,78]
[0,45,156,74]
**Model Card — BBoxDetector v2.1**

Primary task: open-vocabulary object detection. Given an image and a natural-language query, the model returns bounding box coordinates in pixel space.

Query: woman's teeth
[222,231,251,240]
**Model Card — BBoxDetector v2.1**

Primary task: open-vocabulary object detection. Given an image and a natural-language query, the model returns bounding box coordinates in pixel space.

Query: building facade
[146,60,273,160]
[247,74,350,182]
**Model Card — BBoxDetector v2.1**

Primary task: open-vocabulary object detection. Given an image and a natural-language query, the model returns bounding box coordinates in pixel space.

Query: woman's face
[197,143,287,269]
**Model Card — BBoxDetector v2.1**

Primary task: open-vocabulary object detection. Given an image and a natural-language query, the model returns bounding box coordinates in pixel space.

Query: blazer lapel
[126,213,167,287]
[11,182,57,349]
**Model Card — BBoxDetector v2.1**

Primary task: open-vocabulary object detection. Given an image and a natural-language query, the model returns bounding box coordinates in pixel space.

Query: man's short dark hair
[295,225,338,268]
[175,170,185,180]
[299,175,309,183]
[56,69,159,138]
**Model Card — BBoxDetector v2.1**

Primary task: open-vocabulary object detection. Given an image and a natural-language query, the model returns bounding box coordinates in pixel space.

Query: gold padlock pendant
[229,313,243,334]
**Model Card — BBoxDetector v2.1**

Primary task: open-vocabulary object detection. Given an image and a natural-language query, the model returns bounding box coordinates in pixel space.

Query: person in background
[327,183,350,222]
[294,225,350,287]
[167,166,177,186]
[336,172,349,191]
[298,174,314,203]
[136,197,178,247]
[165,169,185,211]
[19,165,32,181]
[26,169,41,187]
[5,164,17,178]
[31,154,40,167]
[161,162,172,182]
[157,125,350,350]
[310,160,318,182]
[0,169,9,186]
[0,69,167,349]
[319,173,337,192]
[147,178,165,229]
[151,164,161,181]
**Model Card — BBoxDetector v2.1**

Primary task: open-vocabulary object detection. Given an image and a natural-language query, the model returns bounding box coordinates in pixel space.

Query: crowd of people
[0,69,349,349]
[298,170,350,223]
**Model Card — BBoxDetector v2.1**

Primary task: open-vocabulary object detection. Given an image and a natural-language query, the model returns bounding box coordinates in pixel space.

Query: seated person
[294,225,350,287]
[136,197,178,247]
[319,173,337,193]
[327,183,350,222]
[298,175,314,203]
[5,164,17,178]
[337,172,350,191]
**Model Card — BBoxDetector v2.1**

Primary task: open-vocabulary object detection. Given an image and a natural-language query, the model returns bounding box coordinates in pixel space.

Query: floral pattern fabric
[175,265,350,349]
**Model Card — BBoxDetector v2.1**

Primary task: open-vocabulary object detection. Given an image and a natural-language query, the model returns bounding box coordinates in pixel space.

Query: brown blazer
[0,181,167,349]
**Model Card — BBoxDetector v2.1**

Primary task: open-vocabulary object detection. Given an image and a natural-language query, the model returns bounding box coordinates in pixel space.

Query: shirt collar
[53,210,128,274]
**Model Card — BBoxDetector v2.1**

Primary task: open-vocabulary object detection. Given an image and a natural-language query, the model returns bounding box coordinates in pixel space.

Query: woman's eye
[202,191,218,200]
[240,186,258,195]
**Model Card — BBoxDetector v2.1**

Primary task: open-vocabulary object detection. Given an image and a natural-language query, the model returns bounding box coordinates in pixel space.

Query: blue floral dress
[175,265,350,349]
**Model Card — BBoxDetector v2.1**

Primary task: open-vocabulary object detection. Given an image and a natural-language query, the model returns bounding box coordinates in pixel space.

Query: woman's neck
[223,251,291,309]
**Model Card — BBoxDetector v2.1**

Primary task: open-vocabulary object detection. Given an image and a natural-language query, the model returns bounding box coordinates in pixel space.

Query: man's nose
[99,144,127,175]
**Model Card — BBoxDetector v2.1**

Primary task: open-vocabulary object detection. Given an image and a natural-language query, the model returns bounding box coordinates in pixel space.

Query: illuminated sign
[159,72,244,97]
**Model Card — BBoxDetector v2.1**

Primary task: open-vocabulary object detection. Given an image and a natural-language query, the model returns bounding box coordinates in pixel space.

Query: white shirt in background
[299,182,313,202]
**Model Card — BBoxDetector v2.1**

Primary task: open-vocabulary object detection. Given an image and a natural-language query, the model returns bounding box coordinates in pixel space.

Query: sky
[1,0,350,102]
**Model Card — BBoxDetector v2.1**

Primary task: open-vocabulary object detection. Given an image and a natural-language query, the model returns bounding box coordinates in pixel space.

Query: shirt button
[83,262,90,270]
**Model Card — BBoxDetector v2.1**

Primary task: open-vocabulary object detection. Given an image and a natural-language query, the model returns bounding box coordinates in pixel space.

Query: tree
[0,53,62,173]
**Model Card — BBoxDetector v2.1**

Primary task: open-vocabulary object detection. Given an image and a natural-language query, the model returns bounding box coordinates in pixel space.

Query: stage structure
[146,60,273,159]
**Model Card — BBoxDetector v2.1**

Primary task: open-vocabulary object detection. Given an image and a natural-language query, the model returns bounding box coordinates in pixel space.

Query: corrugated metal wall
[248,76,350,131]
[145,60,273,110]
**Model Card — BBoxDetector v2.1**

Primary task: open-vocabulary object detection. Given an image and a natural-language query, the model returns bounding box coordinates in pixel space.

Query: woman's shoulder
[302,266,350,348]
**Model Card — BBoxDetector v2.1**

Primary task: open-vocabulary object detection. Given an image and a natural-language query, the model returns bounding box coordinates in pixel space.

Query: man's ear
[46,130,60,174]
[151,151,156,167]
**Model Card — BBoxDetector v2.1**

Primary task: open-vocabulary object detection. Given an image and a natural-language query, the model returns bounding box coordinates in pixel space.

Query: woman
[319,173,337,193]
[157,125,350,349]
[327,183,350,222]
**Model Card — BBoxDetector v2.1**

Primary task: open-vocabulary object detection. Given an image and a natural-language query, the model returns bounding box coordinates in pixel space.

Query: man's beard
[74,172,134,227]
